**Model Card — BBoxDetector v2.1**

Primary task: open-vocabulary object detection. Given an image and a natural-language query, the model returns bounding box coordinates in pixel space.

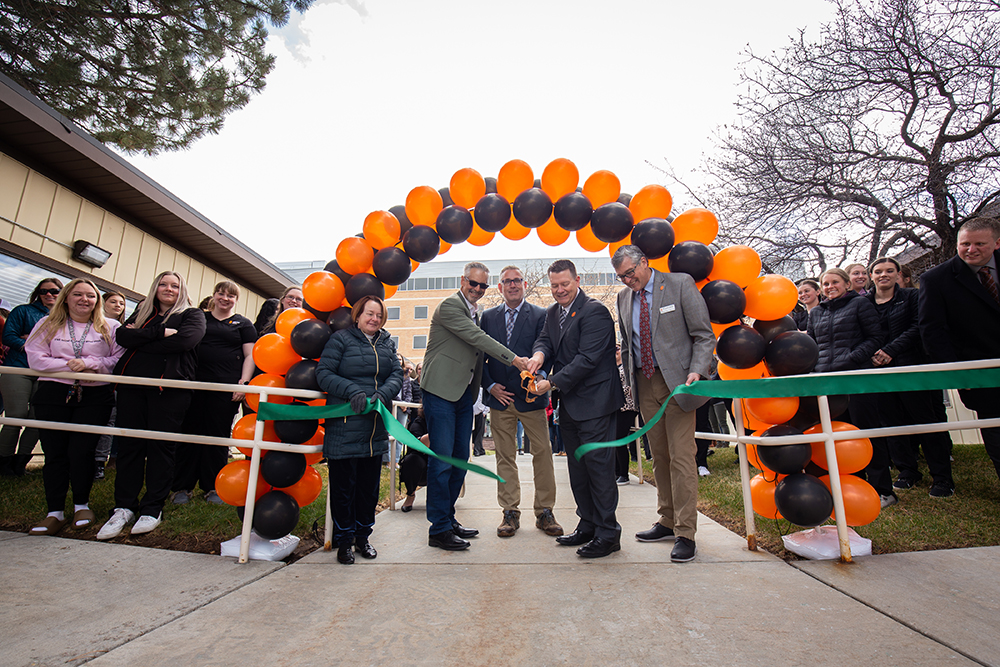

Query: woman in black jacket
[316,295,403,564]
[808,268,893,506]
[97,271,206,540]
[867,258,954,497]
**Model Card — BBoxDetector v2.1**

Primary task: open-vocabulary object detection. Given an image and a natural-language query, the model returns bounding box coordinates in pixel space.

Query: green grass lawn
[632,443,1000,558]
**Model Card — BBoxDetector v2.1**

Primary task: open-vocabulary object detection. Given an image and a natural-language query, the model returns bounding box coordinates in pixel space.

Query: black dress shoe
[355,539,377,559]
[635,522,675,542]
[556,529,595,546]
[337,543,355,564]
[428,530,470,551]
[577,537,621,558]
[670,536,697,563]
[400,504,413,513]
[451,522,479,539]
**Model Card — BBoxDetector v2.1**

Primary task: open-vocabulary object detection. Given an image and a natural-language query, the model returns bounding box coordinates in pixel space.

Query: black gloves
[349,391,369,414]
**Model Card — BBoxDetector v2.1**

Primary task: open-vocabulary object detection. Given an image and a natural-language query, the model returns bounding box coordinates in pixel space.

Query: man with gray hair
[420,262,531,551]
[612,245,714,563]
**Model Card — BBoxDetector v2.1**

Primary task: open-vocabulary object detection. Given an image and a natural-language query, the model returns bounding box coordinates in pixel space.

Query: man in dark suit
[527,259,624,558]
[481,265,562,538]
[612,245,715,563]
[918,217,1000,486]
[420,262,530,551]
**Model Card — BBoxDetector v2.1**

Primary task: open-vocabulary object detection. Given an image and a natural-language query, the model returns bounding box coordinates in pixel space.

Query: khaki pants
[492,405,556,516]
[636,372,698,540]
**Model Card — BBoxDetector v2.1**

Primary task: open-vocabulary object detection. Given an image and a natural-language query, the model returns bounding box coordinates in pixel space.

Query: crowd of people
[0,216,997,563]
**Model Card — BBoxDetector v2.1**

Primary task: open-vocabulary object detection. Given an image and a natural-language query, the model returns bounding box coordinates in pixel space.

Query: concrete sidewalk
[2,455,997,666]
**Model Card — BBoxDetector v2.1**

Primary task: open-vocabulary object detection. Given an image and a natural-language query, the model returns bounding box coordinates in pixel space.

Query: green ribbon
[574,366,1000,459]
[257,400,505,483]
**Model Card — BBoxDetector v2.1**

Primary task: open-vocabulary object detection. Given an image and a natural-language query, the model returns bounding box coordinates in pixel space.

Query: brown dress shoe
[535,508,564,536]
[497,510,520,537]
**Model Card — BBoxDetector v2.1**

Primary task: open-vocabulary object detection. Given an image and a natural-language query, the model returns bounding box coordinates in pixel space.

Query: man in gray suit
[612,245,714,563]
[420,262,530,551]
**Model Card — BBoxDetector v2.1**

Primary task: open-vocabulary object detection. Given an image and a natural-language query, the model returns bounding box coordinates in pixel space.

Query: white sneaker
[698,466,711,477]
[96,508,135,540]
[880,494,898,509]
[130,513,162,535]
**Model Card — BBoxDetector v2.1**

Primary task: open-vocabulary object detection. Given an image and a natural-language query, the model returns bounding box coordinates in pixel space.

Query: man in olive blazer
[421,262,528,551]
[613,245,714,563]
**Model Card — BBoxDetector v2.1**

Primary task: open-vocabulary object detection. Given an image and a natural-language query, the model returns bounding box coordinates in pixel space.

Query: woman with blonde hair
[25,279,124,534]
[97,271,206,540]
[102,291,127,323]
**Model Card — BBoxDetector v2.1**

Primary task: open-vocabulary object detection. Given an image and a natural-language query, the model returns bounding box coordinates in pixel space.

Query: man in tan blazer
[613,245,714,563]
[420,262,530,551]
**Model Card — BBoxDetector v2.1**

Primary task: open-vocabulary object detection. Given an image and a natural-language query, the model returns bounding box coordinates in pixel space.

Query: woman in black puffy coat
[808,267,892,505]
[316,295,403,564]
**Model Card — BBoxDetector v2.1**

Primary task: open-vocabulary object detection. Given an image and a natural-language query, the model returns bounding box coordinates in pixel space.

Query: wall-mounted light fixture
[72,240,112,268]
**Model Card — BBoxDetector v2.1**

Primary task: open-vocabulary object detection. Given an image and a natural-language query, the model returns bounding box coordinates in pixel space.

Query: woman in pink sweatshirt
[25,278,124,535]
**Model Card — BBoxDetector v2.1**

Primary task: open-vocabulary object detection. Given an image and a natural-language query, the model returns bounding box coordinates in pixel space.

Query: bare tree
[692,0,1000,278]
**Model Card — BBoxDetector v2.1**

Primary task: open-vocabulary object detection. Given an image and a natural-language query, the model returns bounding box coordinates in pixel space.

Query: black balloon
[473,193,511,232]
[765,331,819,376]
[302,300,330,322]
[327,307,354,333]
[402,225,440,263]
[512,188,553,228]
[774,473,834,527]
[753,316,797,343]
[484,176,497,194]
[617,193,632,207]
[345,273,385,306]
[273,418,318,447]
[667,241,714,281]
[388,205,414,238]
[716,325,767,369]
[591,202,634,243]
[323,259,353,284]
[252,490,300,540]
[290,319,332,359]
[438,187,453,208]
[372,247,412,286]
[787,395,850,431]
[261,450,309,487]
[533,177,542,188]
[436,205,474,243]
[701,280,746,324]
[631,218,675,259]
[757,425,811,474]
[284,359,320,392]
[553,192,593,231]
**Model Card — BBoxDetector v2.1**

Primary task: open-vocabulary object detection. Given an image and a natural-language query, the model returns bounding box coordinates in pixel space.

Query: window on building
[414,305,428,319]
[387,306,400,320]
[443,276,457,289]
[413,335,427,349]
[413,277,428,291]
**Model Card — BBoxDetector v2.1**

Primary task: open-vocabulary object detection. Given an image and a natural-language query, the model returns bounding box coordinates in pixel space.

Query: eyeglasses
[500,278,523,286]
[283,295,303,304]
[39,288,61,296]
[616,266,639,282]
[465,278,489,290]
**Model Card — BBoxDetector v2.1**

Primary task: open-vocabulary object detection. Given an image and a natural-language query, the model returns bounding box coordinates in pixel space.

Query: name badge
[660,304,676,314]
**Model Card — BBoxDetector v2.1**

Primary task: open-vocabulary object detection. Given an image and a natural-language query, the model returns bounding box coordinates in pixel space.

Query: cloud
[272,0,369,63]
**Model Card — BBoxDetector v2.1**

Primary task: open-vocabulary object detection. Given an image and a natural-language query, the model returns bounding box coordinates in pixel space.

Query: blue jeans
[423,383,476,535]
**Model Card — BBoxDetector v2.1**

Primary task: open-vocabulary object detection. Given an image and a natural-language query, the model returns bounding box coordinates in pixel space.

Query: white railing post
[733,399,757,551]
[817,395,852,563]
[238,390,268,564]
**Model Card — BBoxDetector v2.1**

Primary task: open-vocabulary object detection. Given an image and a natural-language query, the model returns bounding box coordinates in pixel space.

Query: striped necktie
[506,308,516,345]
[979,267,999,304]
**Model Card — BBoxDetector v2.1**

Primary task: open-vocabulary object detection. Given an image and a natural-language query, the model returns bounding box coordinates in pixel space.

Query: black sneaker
[893,475,920,490]
[929,483,955,498]
[635,523,675,542]
[671,536,697,563]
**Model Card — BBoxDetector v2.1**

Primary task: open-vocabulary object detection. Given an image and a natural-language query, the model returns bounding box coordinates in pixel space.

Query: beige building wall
[0,152,265,319]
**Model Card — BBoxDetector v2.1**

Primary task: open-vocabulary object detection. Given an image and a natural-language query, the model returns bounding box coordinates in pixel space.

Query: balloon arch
[222,158,880,540]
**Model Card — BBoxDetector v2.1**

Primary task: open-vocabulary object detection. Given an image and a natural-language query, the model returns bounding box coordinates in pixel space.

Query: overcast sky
[125,0,833,266]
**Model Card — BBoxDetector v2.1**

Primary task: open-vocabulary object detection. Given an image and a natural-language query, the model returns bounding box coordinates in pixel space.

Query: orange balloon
[336,237,374,275]
[449,168,486,209]
[629,184,673,223]
[746,396,800,425]
[805,422,873,474]
[583,170,621,208]
[747,439,769,471]
[252,333,302,375]
[306,425,325,449]
[466,221,495,246]
[819,475,880,526]
[708,245,762,288]
[410,258,420,272]
[740,399,772,431]
[541,158,579,202]
[215,460,271,506]
[244,374,294,412]
[608,231,633,258]
[363,211,401,250]
[278,465,324,506]
[749,473,784,519]
[232,414,281,449]
[301,272,346,313]
[497,159,534,203]
[501,219,531,241]
[383,283,398,300]
[575,225,608,252]
[744,275,798,321]
[274,307,315,339]
[437,239,452,255]
[648,254,670,273]
[711,320,738,338]
[405,185,443,227]
[304,452,323,465]
[672,208,719,245]
[718,360,766,381]
[537,216,571,246]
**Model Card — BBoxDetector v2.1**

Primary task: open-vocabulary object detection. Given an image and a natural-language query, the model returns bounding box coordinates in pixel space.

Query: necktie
[506,308,516,345]
[559,307,568,330]
[639,289,655,379]
[980,267,1000,304]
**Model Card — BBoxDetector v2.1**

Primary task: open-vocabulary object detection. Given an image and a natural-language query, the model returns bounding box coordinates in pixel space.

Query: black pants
[33,382,113,512]
[328,454,382,545]
[472,411,486,456]
[695,401,712,468]
[398,449,428,496]
[114,386,192,517]
[614,410,636,477]
[173,389,241,493]
[959,387,1000,482]
[849,394,893,497]
[881,390,954,487]
[561,410,620,541]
